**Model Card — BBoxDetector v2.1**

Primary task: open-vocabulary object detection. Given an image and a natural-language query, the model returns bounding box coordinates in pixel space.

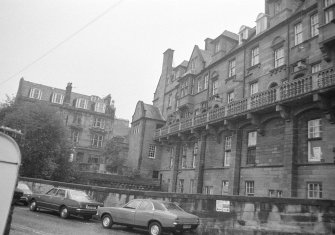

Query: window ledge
[270,64,287,75]
[323,3,335,11]
[308,137,322,141]
[247,63,261,73]
[225,75,236,83]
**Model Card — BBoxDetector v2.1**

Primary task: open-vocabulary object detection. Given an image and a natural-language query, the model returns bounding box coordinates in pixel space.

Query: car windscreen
[68,190,91,201]
[163,202,184,211]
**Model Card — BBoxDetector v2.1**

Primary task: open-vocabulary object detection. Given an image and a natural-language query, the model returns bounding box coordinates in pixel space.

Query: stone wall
[20,177,335,234]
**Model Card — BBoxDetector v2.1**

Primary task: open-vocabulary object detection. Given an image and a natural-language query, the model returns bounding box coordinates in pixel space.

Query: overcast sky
[0,0,264,122]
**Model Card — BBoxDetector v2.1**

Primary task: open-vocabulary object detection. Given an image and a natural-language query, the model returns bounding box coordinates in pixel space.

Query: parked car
[98,199,199,235]
[16,182,32,205]
[13,187,24,205]
[29,187,103,220]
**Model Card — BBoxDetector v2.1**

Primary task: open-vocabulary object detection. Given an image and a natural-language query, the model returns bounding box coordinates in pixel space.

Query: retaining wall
[20,177,335,234]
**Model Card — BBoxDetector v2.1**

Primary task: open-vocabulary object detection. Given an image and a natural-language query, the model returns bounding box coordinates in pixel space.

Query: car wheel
[29,200,37,211]
[101,214,113,229]
[60,206,69,219]
[149,222,162,235]
[83,215,92,220]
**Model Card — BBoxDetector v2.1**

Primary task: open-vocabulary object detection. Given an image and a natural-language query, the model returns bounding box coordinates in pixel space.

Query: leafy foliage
[0,99,77,181]
[103,139,126,174]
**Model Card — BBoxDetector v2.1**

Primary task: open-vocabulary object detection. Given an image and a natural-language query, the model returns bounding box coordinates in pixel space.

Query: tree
[0,100,77,181]
[103,138,126,174]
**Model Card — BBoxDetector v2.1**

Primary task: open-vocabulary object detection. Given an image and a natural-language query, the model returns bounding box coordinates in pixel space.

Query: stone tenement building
[16,78,130,173]
[129,0,335,199]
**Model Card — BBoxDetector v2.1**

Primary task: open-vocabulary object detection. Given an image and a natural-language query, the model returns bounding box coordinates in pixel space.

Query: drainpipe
[287,22,290,80]
[137,113,147,172]
[242,45,246,98]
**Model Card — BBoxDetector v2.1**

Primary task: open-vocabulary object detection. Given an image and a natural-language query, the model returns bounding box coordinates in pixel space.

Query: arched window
[269,82,278,89]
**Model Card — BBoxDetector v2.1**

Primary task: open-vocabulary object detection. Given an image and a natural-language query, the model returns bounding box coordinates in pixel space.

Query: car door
[115,199,141,225]
[134,200,154,227]
[52,189,67,210]
[38,188,58,209]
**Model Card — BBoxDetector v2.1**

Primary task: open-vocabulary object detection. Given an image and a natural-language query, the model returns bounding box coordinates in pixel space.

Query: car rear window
[152,201,166,211]
[163,202,184,211]
[69,190,91,201]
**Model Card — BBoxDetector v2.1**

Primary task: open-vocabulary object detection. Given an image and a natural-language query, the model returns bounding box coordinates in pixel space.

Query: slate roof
[199,49,213,67]
[143,103,165,121]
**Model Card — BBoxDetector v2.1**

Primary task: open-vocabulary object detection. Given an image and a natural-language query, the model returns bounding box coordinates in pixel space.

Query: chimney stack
[162,49,174,78]
[64,82,72,105]
[204,38,214,51]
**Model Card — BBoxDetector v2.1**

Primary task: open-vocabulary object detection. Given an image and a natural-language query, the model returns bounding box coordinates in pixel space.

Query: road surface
[10,205,149,235]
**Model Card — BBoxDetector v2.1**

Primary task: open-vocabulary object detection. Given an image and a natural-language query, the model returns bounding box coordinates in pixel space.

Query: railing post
[247,97,251,110]
[179,122,182,131]
[206,112,210,122]
[276,87,281,102]
[160,129,162,137]
[311,74,319,90]
[168,126,170,134]
[192,117,194,127]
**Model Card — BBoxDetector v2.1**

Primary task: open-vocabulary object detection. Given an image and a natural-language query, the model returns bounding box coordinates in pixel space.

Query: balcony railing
[154,67,335,139]
[227,98,248,116]
[251,87,277,109]
[280,76,312,100]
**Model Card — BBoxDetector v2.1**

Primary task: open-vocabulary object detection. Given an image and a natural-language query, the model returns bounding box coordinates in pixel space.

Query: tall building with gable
[129,0,335,199]
[16,78,130,173]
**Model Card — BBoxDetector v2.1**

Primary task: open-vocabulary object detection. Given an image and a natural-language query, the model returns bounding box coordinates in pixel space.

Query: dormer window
[239,26,249,45]
[29,88,42,100]
[94,102,106,113]
[256,13,268,35]
[214,41,221,53]
[51,93,64,104]
[188,58,196,72]
[75,98,88,109]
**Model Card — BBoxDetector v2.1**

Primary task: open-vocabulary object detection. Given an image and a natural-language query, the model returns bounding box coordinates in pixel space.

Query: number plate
[86,206,96,209]
[183,225,191,229]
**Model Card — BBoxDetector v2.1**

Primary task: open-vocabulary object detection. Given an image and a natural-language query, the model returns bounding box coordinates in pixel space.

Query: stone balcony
[154,67,335,139]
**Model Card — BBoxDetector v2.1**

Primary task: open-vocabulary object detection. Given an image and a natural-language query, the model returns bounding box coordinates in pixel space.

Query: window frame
[94,102,106,113]
[29,88,42,100]
[250,82,259,96]
[245,181,254,196]
[189,179,195,194]
[178,179,184,193]
[311,62,321,74]
[221,180,229,195]
[148,145,156,159]
[251,47,260,66]
[224,136,232,167]
[307,118,322,162]
[51,93,64,104]
[227,90,235,103]
[92,134,103,148]
[307,182,322,199]
[76,98,88,109]
[325,7,334,24]
[310,13,319,37]
[72,130,79,143]
[294,22,303,46]
[212,79,218,96]
[228,59,236,77]
[93,117,105,129]
[274,47,284,68]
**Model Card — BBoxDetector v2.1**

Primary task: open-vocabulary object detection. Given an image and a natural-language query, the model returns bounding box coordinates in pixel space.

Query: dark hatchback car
[29,187,103,220]
[16,182,33,205]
